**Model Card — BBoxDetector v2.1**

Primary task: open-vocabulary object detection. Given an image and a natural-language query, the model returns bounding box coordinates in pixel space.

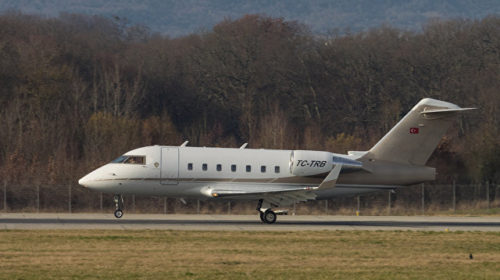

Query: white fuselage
[78,145,435,200]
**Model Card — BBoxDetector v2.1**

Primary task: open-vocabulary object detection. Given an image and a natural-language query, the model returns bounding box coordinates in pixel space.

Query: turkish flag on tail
[409,127,419,134]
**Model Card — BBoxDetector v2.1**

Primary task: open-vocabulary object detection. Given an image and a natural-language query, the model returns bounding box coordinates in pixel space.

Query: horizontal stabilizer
[420,108,476,114]
[347,151,368,158]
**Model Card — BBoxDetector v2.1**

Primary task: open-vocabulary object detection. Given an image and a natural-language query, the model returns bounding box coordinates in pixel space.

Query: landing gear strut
[113,194,124,218]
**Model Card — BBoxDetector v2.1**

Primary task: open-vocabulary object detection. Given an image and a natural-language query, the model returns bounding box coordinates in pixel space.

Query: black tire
[114,209,123,219]
[263,209,277,224]
[259,211,265,223]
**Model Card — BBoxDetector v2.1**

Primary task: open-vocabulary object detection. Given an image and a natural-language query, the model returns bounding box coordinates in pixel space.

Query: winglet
[180,141,189,147]
[239,143,248,149]
[317,164,342,190]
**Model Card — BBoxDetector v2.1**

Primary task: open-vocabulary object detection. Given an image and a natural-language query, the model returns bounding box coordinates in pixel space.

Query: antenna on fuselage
[239,143,248,149]
[180,141,189,147]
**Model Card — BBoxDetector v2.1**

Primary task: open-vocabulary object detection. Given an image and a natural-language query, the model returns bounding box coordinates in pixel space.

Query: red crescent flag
[410,127,419,134]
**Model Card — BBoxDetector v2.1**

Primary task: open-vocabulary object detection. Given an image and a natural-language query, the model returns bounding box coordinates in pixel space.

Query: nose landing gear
[113,194,124,218]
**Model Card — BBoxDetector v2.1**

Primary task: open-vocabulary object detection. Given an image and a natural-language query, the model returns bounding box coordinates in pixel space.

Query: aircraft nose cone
[78,175,92,188]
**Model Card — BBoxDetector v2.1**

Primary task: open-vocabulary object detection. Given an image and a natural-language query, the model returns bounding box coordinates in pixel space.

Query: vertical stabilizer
[362,98,474,166]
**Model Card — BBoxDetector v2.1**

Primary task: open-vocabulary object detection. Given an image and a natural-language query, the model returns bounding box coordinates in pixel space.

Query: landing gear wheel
[113,194,124,219]
[263,209,277,224]
[259,211,265,223]
[114,209,123,219]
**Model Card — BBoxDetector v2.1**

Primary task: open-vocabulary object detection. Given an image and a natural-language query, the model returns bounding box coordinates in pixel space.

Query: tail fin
[362,98,475,166]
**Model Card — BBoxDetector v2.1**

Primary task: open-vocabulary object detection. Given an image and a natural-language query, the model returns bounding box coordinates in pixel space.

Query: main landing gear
[257,199,287,224]
[259,209,277,224]
[113,194,124,218]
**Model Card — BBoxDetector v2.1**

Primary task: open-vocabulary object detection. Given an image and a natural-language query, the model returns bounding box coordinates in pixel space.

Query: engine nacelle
[290,150,333,176]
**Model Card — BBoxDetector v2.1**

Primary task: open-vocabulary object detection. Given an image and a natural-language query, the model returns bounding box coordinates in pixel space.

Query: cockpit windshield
[111,155,145,165]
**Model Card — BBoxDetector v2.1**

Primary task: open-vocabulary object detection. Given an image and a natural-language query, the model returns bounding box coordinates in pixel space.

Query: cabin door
[160,147,179,184]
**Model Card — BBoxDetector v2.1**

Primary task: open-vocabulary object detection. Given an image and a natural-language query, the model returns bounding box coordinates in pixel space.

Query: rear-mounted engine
[289,150,333,176]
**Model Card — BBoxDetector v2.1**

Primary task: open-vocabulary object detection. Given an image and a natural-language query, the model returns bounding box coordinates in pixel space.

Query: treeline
[0,12,499,192]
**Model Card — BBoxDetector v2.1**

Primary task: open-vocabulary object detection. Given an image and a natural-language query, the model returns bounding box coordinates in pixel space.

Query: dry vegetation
[2,182,500,215]
[0,230,499,279]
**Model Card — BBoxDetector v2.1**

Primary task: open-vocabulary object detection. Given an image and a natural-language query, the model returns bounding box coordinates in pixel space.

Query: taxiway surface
[1,213,499,231]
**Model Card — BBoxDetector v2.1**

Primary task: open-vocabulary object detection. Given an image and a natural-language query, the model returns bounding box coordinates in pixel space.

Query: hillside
[1,0,499,36]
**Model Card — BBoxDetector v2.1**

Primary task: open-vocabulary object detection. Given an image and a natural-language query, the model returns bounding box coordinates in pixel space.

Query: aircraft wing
[204,184,314,197]
[204,185,317,207]
[202,164,343,207]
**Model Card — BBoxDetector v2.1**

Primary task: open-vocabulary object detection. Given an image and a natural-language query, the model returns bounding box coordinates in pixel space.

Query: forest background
[0,12,498,213]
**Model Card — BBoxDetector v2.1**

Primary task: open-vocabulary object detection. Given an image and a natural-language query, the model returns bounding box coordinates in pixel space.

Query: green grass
[0,230,499,279]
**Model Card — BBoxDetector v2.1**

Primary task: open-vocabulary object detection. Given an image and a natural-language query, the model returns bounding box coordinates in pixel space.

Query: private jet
[78,98,474,223]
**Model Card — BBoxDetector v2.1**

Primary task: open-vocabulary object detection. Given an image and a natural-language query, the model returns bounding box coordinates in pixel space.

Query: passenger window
[231,164,237,172]
[275,166,280,173]
[217,164,222,171]
[202,163,207,171]
[261,165,266,173]
[246,165,251,172]
[188,163,193,171]
[123,156,145,165]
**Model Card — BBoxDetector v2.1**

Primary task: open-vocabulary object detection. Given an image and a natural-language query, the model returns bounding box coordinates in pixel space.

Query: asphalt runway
[1,213,499,231]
